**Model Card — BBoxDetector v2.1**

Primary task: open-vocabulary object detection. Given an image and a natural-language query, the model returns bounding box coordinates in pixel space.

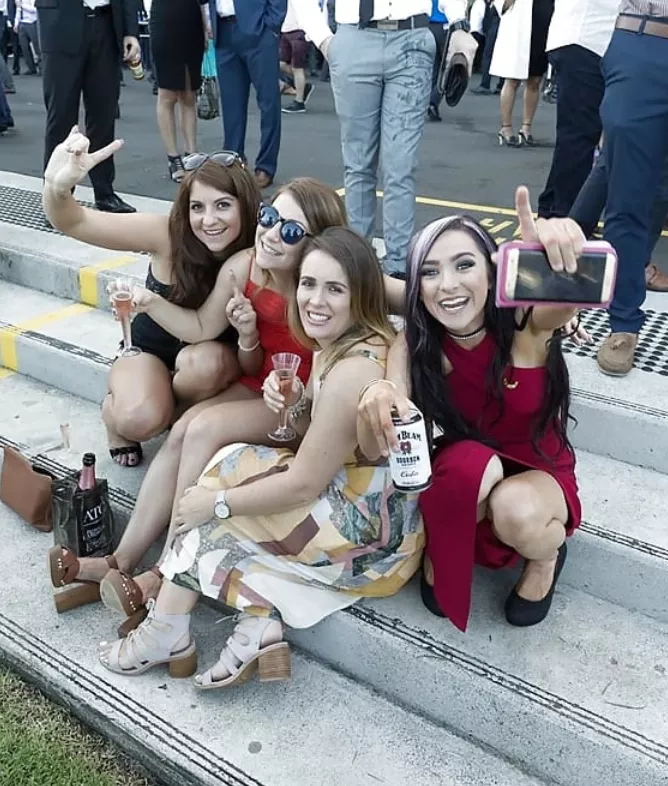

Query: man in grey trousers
[294,0,477,276]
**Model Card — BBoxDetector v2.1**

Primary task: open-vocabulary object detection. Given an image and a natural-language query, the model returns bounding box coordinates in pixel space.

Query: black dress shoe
[95,194,136,214]
[505,542,568,627]
[420,572,445,618]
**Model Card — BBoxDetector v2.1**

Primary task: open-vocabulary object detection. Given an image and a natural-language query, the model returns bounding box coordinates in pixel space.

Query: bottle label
[388,410,432,492]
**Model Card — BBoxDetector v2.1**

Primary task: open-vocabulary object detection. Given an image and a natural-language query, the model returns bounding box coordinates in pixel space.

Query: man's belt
[616,13,668,39]
[84,5,111,17]
[365,14,430,31]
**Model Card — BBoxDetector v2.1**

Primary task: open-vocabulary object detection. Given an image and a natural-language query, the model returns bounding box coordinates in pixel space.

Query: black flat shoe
[505,542,568,627]
[420,572,445,618]
[95,194,136,214]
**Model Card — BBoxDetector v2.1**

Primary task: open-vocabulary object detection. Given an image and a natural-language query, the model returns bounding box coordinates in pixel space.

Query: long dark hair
[168,160,260,308]
[405,215,574,459]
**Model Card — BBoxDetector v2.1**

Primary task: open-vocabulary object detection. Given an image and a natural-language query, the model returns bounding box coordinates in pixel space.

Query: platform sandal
[194,615,290,690]
[100,565,162,638]
[48,546,117,614]
[99,599,197,678]
[167,155,185,183]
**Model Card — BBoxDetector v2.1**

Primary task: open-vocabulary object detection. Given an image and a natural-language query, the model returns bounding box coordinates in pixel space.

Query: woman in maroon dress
[359,187,588,632]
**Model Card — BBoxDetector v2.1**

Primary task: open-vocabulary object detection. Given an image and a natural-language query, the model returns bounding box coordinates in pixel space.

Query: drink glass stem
[121,315,133,352]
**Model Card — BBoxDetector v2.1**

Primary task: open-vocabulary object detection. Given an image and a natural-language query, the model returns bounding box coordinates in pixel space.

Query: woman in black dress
[150,0,211,182]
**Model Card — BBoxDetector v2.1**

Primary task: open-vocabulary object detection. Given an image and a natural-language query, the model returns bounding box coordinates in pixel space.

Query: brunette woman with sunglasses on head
[43,131,261,471]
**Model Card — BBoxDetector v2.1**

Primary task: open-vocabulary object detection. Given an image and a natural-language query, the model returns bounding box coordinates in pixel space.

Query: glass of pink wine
[109,278,141,357]
[267,352,301,442]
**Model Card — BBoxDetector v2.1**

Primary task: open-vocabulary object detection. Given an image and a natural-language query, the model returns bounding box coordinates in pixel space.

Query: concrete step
[0,372,667,786]
[2,506,550,786]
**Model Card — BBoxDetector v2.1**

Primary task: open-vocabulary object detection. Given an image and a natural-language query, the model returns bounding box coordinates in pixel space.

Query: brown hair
[288,227,395,372]
[168,159,260,308]
[271,177,347,235]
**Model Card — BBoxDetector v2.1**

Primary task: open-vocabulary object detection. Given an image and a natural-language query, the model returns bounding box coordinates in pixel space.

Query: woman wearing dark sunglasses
[43,131,261,475]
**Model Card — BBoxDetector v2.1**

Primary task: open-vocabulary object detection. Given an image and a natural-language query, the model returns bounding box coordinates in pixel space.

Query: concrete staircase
[1,172,667,786]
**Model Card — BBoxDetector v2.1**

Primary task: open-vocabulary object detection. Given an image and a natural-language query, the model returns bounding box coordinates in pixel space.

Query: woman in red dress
[359,187,588,632]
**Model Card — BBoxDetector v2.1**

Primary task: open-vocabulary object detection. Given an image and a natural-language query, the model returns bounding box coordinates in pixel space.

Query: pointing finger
[515,185,538,243]
[229,270,242,299]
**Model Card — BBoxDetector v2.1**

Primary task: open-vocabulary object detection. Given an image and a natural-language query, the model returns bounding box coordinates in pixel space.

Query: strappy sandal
[194,615,290,690]
[99,599,197,678]
[167,155,185,183]
[498,125,520,147]
[109,443,143,467]
[100,566,162,638]
[518,125,537,147]
[48,546,118,613]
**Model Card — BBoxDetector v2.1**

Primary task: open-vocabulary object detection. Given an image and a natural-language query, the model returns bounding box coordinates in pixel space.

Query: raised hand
[515,185,585,275]
[44,126,124,194]
[225,271,257,337]
[357,380,412,457]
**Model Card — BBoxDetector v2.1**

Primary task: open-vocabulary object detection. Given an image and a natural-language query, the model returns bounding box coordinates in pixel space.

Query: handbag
[0,446,55,533]
[197,41,220,121]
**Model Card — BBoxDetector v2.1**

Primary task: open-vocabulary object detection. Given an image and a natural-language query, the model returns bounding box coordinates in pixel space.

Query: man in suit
[37,0,140,212]
[208,0,287,189]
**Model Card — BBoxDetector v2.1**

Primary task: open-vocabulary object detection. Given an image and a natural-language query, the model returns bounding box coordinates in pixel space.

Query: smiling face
[254,192,310,272]
[188,180,242,255]
[297,250,353,347]
[419,229,490,335]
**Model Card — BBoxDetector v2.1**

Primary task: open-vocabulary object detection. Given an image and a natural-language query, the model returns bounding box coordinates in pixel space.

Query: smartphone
[495,241,618,309]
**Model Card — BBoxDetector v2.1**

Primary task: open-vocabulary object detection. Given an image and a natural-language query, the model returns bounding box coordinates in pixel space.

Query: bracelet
[288,379,309,420]
[238,338,260,352]
[358,378,397,405]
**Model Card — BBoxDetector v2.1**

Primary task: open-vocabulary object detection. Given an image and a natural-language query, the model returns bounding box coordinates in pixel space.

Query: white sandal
[194,615,290,690]
[99,599,197,678]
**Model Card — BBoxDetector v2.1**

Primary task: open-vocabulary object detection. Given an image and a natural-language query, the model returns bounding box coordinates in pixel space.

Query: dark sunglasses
[182,150,244,171]
[257,203,311,245]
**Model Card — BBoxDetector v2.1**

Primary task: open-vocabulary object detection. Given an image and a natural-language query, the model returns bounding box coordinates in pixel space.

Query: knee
[158,89,178,106]
[488,479,542,549]
[113,398,172,442]
[174,344,239,400]
[178,90,196,108]
[182,408,218,448]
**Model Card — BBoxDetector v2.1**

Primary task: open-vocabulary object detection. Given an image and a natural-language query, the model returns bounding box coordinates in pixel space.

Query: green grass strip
[0,667,156,786]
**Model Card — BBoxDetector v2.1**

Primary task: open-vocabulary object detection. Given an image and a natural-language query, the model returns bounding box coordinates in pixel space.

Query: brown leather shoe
[254,169,273,189]
[645,263,668,292]
[596,332,638,377]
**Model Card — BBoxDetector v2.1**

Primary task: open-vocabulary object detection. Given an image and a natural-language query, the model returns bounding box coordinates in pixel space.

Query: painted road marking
[0,303,92,371]
[336,189,668,240]
[0,369,14,380]
[79,255,138,307]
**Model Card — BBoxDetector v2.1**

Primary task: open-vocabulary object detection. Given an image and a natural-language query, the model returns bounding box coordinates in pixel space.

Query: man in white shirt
[14,0,40,74]
[536,0,618,220]
[293,0,478,276]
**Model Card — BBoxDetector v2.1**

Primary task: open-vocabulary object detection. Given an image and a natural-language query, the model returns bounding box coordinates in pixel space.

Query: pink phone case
[495,240,618,309]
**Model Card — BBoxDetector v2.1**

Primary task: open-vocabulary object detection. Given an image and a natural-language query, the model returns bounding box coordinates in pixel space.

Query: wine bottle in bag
[52,453,114,558]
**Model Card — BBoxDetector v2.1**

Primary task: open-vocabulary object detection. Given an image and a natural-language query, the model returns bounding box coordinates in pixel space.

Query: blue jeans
[328,25,436,274]
[600,27,668,334]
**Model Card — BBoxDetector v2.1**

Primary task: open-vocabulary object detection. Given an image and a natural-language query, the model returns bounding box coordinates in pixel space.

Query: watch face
[215,494,230,519]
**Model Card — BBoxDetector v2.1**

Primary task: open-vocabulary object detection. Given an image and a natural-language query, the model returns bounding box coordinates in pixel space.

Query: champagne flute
[109,278,141,357]
[267,352,301,442]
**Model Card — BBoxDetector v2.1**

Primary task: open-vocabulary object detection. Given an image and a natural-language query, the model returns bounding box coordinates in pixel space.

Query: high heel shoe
[505,542,568,627]
[518,127,537,147]
[498,126,520,147]
[99,566,162,637]
[48,546,118,613]
[167,155,185,183]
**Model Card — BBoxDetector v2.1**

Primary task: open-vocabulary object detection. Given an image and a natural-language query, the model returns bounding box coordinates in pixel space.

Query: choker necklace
[446,325,486,341]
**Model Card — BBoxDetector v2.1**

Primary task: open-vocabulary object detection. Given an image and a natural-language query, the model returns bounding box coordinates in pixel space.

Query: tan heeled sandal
[99,599,197,678]
[48,546,118,614]
[99,566,162,638]
[194,615,290,691]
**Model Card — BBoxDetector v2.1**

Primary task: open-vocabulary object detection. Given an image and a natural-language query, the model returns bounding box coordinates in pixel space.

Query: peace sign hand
[44,126,124,194]
[515,185,585,275]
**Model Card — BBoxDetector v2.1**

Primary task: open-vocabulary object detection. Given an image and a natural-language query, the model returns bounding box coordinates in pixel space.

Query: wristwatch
[448,19,471,33]
[214,490,231,519]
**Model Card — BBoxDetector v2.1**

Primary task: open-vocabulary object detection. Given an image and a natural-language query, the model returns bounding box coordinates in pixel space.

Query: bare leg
[489,470,568,600]
[104,353,174,466]
[156,88,179,156]
[520,75,542,139]
[177,70,197,154]
[154,578,199,615]
[499,78,521,140]
[172,342,240,403]
[293,67,306,103]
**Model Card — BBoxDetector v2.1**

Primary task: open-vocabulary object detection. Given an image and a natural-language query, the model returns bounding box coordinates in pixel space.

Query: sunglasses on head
[257,203,311,245]
[182,151,244,171]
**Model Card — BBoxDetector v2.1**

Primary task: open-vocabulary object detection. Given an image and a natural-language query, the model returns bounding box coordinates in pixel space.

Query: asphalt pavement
[1,69,666,267]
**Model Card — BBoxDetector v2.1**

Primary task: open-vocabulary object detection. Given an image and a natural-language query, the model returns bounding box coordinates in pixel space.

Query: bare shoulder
[218,248,253,284]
